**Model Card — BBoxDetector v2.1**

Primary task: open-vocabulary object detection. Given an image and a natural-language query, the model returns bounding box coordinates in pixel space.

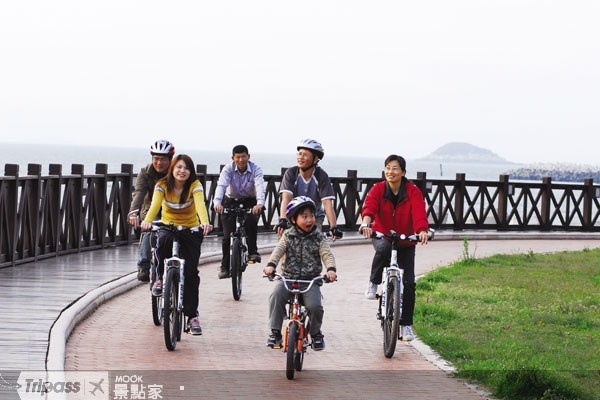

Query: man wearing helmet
[276,139,343,240]
[264,196,337,351]
[127,139,175,282]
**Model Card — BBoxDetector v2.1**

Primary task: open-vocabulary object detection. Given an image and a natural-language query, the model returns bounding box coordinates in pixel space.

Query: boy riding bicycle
[263,196,337,351]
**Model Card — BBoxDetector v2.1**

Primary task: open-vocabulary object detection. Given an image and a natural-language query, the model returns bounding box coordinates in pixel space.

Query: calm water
[0,142,517,181]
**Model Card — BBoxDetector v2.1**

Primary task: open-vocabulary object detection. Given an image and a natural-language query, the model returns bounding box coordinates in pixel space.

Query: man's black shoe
[137,268,150,282]
[248,253,262,263]
[312,332,325,351]
[218,266,230,279]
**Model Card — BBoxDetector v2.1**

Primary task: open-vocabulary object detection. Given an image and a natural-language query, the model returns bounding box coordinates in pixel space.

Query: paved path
[60,233,600,399]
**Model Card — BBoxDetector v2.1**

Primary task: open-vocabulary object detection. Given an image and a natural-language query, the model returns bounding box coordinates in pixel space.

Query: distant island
[420,142,600,182]
[419,142,513,164]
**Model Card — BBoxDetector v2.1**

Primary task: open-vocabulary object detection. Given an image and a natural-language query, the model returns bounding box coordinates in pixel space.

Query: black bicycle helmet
[285,196,317,220]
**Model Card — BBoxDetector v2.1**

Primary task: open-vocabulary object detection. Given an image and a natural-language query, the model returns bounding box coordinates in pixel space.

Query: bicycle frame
[224,205,252,300]
[163,230,186,314]
[376,232,404,325]
[225,205,251,266]
[372,229,434,358]
[152,222,199,350]
[269,273,327,380]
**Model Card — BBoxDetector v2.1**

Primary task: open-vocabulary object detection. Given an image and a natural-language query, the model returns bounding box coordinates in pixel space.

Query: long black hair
[163,154,198,204]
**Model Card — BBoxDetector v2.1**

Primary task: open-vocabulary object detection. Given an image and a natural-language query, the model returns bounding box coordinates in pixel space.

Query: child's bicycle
[267,273,330,380]
[152,222,200,351]
[223,205,254,301]
[371,229,434,358]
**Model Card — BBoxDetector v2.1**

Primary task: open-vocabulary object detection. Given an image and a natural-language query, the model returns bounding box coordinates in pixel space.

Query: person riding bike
[141,154,213,336]
[275,139,343,241]
[213,144,266,279]
[359,154,429,341]
[127,139,175,282]
[264,196,337,351]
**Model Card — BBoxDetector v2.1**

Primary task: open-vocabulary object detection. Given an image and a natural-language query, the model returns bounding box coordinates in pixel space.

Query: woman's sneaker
[364,282,377,299]
[188,317,203,336]
[401,325,415,341]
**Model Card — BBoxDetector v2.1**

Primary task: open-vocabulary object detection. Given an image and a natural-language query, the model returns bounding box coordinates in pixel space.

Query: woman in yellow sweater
[141,154,213,335]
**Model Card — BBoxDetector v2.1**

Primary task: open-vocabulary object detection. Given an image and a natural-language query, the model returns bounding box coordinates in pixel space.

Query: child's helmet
[297,139,324,160]
[150,139,175,156]
[285,196,316,220]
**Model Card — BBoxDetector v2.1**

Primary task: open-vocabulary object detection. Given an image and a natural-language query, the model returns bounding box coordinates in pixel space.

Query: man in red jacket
[359,154,430,342]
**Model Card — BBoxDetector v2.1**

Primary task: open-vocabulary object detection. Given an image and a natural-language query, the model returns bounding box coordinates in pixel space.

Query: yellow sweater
[143,180,209,227]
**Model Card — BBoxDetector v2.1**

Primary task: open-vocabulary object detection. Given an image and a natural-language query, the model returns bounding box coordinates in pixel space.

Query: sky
[1,1,599,166]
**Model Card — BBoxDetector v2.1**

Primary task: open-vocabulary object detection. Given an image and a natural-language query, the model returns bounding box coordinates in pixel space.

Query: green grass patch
[415,247,600,400]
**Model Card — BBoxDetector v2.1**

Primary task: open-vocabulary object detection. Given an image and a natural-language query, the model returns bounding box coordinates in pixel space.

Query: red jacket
[361,178,429,246]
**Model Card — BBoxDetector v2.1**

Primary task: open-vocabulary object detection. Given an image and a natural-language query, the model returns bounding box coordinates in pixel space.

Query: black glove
[330,226,343,239]
[276,218,289,230]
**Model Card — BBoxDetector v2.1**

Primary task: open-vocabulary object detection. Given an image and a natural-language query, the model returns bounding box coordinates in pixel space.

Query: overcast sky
[1,1,599,165]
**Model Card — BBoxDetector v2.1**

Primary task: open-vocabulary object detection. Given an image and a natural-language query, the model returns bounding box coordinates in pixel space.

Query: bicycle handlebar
[265,273,330,293]
[222,206,253,215]
[150,221,200,233]
[371,229,435,242]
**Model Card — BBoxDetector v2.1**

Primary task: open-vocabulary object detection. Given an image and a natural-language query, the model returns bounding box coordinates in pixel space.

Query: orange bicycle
[268,273,330,380]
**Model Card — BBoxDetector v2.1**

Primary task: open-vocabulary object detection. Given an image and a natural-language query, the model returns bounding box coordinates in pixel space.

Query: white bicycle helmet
[297,139,324,160]
[150,139,175,156]
[285,196,316,220]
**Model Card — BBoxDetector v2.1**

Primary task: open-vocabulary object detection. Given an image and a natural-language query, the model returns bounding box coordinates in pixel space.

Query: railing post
[4,164,19,266]
[95,164,108,247]
[583,178,594,231]
[498,174,510,230]
[72,164,85,252]
[26,164,43,260]
[454,173,466,230]
[541,177,552,231]
[49,164,63,255]
[414,171,428,197]
[345,170,359,229]
[121,164,134,243]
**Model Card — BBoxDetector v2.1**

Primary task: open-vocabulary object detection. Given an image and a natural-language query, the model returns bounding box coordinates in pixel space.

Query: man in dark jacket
[127,139,175,281]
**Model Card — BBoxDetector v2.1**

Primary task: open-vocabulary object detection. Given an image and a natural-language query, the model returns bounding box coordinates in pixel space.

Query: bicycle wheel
[176,277,183,341]
[294,339,305,371]
[163,268,179,351]
[230,237,243,301]
[151,291,163,326]
[286,324,299,380]
[383,276,401,358]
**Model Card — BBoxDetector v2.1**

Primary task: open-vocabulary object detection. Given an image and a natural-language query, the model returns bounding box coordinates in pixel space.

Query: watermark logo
[17,371,108,400]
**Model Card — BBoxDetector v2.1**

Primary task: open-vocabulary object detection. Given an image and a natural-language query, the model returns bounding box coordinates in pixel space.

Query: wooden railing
[1,163,599,268]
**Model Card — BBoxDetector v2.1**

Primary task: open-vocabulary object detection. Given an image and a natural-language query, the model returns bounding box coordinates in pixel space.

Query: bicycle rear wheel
[230,237,243,301]
[286,324,299,380]
[383,276,401,358]
[163,268,179,351]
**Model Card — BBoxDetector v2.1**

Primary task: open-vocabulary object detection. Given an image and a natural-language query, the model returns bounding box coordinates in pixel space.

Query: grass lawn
[415,245,600,400]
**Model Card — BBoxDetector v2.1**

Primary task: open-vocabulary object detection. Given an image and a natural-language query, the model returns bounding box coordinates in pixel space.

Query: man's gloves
[276,218,289,230]
[330,226,343,239]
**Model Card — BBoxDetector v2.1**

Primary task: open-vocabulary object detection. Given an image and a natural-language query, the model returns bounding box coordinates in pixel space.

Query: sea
[0,142,517,181]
